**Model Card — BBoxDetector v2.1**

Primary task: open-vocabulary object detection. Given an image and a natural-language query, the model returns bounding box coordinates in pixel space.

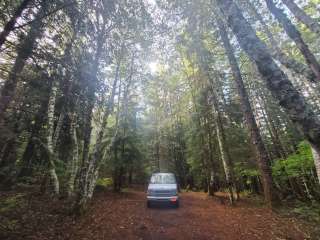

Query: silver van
[147,173,179,208]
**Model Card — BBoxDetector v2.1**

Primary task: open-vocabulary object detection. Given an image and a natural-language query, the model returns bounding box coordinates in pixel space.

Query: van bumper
[147,195,179,202]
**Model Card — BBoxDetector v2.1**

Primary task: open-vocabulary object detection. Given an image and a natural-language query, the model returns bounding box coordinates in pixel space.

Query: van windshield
[150,174,176,184]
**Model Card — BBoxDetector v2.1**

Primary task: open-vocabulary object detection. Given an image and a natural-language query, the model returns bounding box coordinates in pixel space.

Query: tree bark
[67,115,79,197]
[310,144,320,185]
[264,0,320,82]
[216,16,277,206]
[74,23,116,211]
[206,117,217,196]
[282,0,320,35]
[241,0,316,83]
[46,81,60,195]
[216,0,320,184]
[0,0,32,49]
[75,33,105,213]
[0,1,46,121]
[208,78,236,204]
[86,59,121,196]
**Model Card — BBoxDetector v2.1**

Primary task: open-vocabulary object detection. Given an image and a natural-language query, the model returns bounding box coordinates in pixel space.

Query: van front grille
[153,190,176,197]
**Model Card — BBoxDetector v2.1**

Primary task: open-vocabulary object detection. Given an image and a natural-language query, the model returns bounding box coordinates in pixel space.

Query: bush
[272,141,314,181]
[95,178,113,191]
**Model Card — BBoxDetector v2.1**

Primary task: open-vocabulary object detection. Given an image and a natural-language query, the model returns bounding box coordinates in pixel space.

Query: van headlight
[147,189,154,195]
[171,190,178,196]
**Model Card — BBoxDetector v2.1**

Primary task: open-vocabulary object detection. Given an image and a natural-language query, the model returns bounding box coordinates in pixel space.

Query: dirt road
[30,189,311,240]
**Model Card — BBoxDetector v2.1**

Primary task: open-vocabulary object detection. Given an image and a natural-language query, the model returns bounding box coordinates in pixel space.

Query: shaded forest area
[0,0,320,239]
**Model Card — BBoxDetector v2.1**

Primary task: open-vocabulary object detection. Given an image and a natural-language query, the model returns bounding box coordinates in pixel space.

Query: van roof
[152,173,174,175]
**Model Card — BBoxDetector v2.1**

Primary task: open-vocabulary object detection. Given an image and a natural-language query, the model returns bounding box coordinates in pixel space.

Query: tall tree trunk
[310,144,320,185]
[209,80,236,204]
[216,16,277,206]
[113,141,121,192]
[216,0,320,184]
[214,106,235,204]
[74,23,117,211]
[46,81,59,195]
[44,34,76,196]
[282,0,320,35]
[264,0,320,82]
[75,34,105,213]
[67,115,79,197]
[241,0,316,83]
[0,1,46,121]
[206,117,217,196]
[51,36,78,197]
[198,116,211,194]
[0,0,32,49]
[85,59,121,196]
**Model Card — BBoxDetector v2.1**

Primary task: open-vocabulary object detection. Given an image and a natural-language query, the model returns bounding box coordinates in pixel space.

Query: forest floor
[1,187,319,240]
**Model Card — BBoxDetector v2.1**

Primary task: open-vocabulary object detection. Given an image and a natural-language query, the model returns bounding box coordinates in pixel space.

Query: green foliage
[234,162,259,186]
[236,167,260,178]
[272,141,314,179]
[96,178,113,188]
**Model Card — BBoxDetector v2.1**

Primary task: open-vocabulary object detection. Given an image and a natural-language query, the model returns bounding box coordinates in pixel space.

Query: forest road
[60,189,311,240]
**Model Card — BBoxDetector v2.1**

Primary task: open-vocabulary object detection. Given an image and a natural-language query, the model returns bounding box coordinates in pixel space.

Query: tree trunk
[85,59,121,196]
[310,144,320,185]
[210,82,236,204]
[198,116,211,194]
[206,119,217,196]
[216,16,277,206]
[264,0,320,82]
[282,0,320,35]
[216,0,320,184]
[208,171,215,196]
[74,33,105,213]
[67,114,79,197]
[242,0,316,83]
[113,145,120,192]
[46,82,60,195]
[0,1,46,120]
[0,0,32,49]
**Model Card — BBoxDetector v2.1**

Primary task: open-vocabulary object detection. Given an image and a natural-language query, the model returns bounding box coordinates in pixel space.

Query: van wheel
[147,201,151,208]
[174,200,179,208]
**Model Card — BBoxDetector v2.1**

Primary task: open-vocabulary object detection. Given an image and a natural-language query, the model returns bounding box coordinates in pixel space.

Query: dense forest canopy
[0,0,320,216]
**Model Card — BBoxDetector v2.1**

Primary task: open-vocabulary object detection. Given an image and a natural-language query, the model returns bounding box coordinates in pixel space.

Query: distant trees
[216,0,320,188]
[216,16,276,206]
[0,0,154,211]
[0,0,319,212]
[168,0,320,204]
